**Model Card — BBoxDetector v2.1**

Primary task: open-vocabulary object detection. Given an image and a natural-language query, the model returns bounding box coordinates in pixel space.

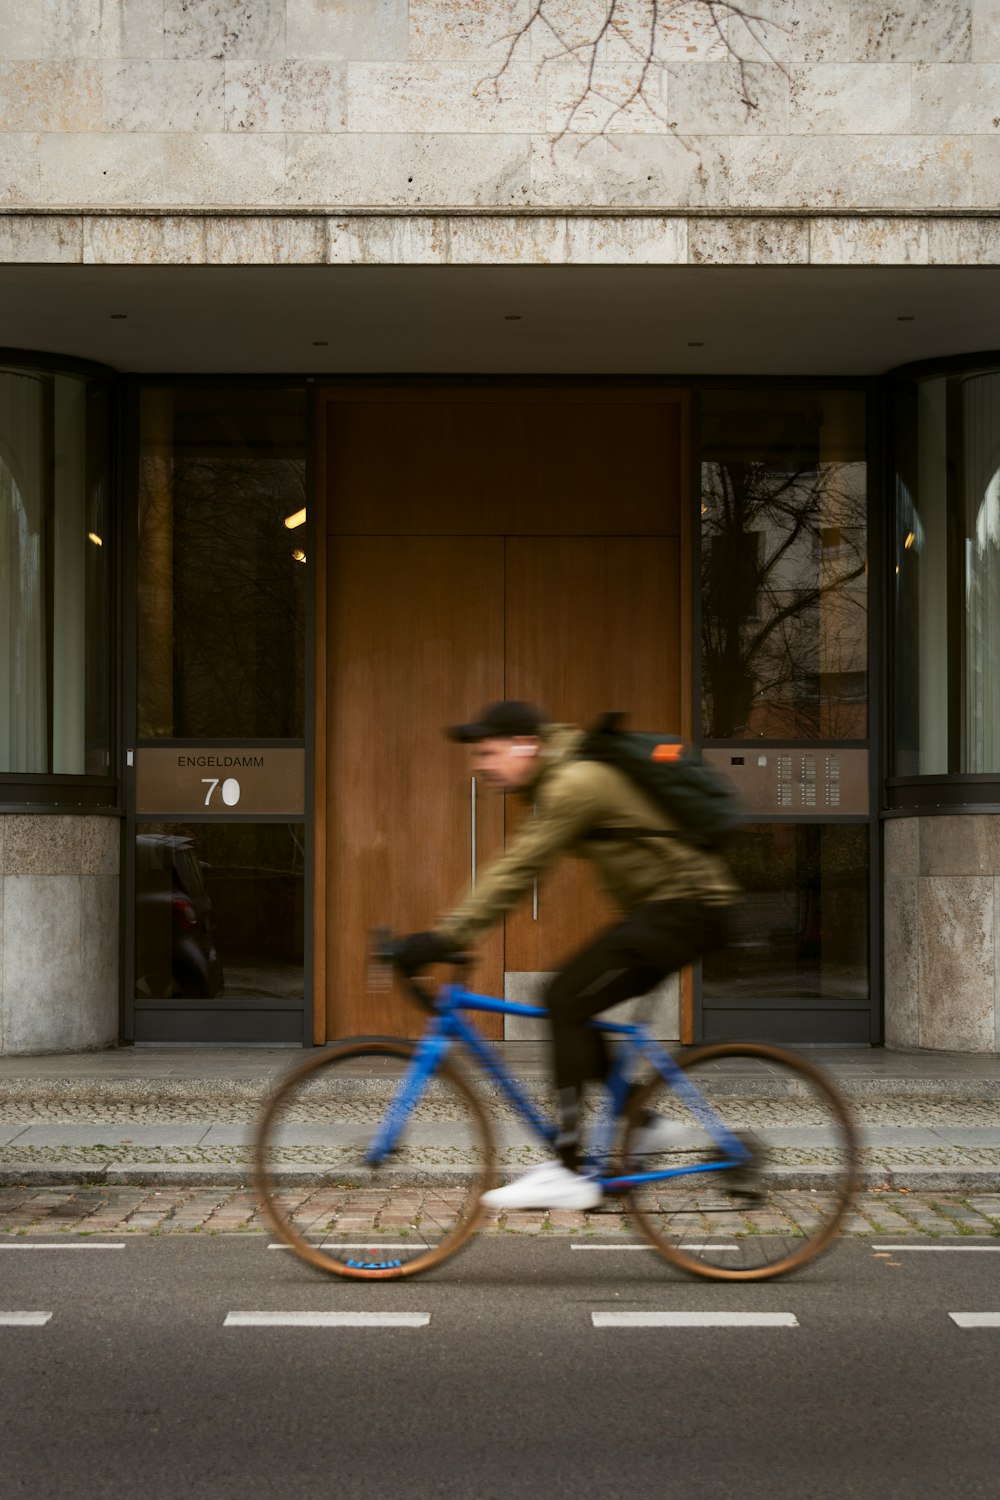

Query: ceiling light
[292,549,306,564]
[87,532,103,546]
[904,531,916,549]
[284,508,307,530]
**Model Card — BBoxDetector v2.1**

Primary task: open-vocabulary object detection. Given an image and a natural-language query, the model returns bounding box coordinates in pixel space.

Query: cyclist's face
[471,736,540,790]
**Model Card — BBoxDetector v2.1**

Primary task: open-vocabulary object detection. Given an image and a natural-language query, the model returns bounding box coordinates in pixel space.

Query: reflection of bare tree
[486,0,785,140]
[701,459,867,739]
[138,455,306,739]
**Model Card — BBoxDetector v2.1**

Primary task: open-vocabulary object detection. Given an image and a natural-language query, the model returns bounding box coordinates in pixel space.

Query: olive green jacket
[435,726,738,950]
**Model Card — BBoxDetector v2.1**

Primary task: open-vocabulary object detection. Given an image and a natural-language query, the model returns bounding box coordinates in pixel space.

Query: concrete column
[884,814,1000,1054]
[0,815,120,1054]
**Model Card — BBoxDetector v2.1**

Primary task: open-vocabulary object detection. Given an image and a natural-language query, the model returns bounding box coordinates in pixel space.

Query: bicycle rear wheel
[254,1038,494,1280]
[621,1042,859,1281]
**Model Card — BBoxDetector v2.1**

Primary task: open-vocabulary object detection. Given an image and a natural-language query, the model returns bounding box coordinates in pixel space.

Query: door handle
[532,802,538,920]
[471,775,477,889]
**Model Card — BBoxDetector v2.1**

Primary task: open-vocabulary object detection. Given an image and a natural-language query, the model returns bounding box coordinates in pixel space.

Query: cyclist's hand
[393,931,456,976]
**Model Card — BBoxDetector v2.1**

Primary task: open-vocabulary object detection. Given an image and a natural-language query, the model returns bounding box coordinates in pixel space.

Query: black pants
[544,900,730,1096]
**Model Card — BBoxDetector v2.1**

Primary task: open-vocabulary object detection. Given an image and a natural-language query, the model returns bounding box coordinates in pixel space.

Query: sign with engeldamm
[134,748,305,816]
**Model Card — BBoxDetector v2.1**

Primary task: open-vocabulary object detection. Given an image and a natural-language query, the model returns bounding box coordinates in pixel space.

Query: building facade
[1,0,1000,1053]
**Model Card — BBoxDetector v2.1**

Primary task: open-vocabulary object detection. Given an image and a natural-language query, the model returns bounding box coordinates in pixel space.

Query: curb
[3,1164,1000,1191]
[3,1075,1000,1103]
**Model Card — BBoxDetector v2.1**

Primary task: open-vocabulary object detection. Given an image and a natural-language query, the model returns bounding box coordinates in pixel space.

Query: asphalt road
[1,1232,999,1499]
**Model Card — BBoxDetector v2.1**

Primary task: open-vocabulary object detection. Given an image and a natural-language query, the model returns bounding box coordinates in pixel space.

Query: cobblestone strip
[0,1188,998,1237]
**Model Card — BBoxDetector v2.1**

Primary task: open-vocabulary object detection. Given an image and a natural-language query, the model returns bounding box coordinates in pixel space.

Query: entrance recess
[316,386,689,1042]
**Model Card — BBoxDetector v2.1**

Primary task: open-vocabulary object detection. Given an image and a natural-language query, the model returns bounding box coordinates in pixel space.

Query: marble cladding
[6,210,1000,267]
[849,0,972,63]
[883,816,1000,1054]
[0,2,997,216]
[0,815,120,1055]
[11,58,1000,140]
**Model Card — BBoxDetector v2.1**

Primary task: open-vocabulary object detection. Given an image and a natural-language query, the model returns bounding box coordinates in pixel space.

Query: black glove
[393,931,456,976]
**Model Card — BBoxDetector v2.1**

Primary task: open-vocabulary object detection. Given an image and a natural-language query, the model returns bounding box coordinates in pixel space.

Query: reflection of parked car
[135,834,224,999]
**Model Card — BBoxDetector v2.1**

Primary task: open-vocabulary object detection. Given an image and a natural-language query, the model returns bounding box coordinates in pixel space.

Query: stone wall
[1,0,999,215]
[0,816,120,1054]
[884,815,1000,1053]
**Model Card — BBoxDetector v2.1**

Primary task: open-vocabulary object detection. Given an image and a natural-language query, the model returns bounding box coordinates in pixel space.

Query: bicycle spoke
[622,1043,858,1280]
[255,1041,493,1279]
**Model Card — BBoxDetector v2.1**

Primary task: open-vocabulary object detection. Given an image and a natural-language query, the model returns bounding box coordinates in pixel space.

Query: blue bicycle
[255,937,859,1283]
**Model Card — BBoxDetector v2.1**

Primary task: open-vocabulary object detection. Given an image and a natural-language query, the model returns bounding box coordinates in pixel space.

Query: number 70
[201,777,241,808]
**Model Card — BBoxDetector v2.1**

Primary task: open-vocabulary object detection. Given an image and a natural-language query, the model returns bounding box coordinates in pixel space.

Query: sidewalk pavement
[2,1184,1000,1240]
[0,1043,999,1192]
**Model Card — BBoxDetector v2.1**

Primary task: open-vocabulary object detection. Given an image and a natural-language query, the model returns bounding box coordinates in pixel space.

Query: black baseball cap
[446,700,547,743]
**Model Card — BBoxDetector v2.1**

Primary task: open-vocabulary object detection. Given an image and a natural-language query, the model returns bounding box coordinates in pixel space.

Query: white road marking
[571,1243,739,1252]
[0,1242,126,1251]
[873,1245,1000,1253]
[0,1312,53,1326]
[224,1311,430,1328]
[949,1313,1000,1328]
[268,1243,418,1253]
[592,1311,798,1328]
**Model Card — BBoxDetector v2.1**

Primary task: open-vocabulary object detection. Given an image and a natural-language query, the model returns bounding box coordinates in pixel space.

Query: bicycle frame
[367,982,752,1189]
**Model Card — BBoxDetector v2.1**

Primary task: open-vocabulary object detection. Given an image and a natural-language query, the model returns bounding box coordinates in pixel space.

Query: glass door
[126,382,310,1044]
[696,386,875,1044]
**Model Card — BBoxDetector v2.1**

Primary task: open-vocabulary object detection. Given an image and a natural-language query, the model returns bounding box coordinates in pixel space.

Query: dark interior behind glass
[137,386,307,740]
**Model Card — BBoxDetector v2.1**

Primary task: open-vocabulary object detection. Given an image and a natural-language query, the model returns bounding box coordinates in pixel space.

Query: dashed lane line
[224,1311,430,1328]
[267,1243,418,1252]
[570,1243,738,1252]
[872,1244,1000,1253]
[950,1313,1000,1328]
[0,1242,126,1251]
[592,1311,799,1328]
[0,1312,52,1326]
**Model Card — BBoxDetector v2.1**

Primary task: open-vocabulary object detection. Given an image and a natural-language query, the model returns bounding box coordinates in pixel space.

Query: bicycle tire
[254,1037,495,1281]
[621,1041,859,1282]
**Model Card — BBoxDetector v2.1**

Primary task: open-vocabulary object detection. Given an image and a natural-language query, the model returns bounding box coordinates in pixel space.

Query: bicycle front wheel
[254,1038,495,1280]
[621,1042,859,1282]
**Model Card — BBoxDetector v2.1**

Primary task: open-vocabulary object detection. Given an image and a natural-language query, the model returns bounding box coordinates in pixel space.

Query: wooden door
[325,536,505,1037]
[504,536,682,976]
[318,386,688,1043]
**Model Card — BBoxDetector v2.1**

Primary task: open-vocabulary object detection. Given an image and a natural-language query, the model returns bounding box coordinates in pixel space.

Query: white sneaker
[628,1116,692,1153]
[481,1160,602,1211]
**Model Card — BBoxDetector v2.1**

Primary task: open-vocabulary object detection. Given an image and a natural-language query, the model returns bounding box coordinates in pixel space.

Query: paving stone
[3,1186,1000,1238]
[502,1213,547,1232]
[857,1204,919,1234]
[545,1210,590,1229]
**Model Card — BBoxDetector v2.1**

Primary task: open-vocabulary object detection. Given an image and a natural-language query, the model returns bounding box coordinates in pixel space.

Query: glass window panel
[0,367,112,777]
[137,385,307,741]
[702,824,869,1005]
[700,389,868,740]
[134,823,305,1003]
[892,369,1000,776]
[0,371,46,772]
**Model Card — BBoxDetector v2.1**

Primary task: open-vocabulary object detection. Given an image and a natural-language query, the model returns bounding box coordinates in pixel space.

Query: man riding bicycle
[394,700,738,1212]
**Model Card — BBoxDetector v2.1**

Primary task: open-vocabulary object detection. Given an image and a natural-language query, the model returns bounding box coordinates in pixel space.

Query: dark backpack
[578,712,744,850]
